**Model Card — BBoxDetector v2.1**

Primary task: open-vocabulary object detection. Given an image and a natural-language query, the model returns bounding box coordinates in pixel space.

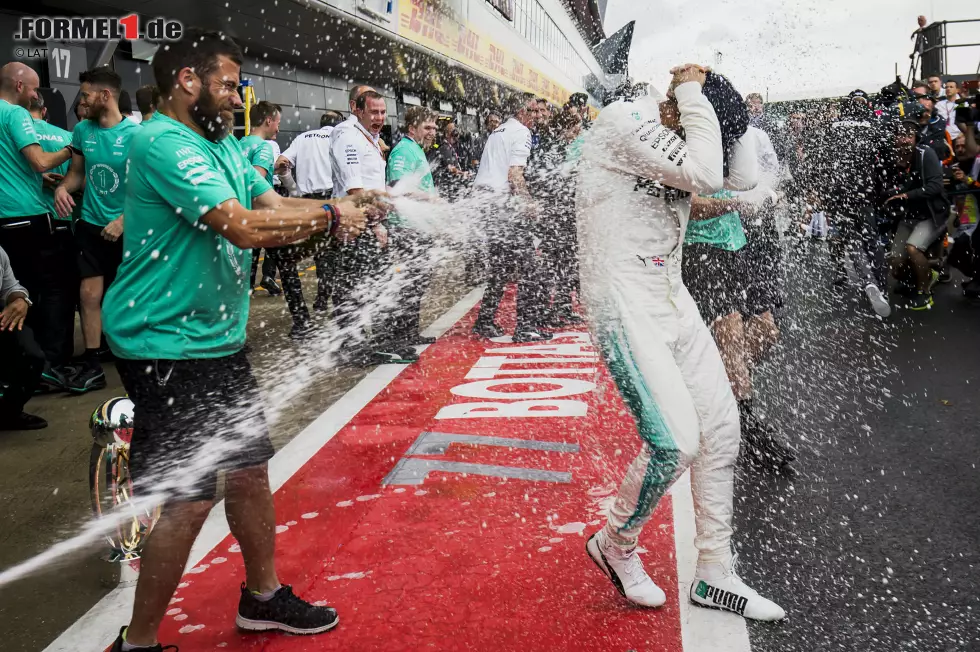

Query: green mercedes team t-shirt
[103,113,273,361]
[71,118,141,227]
[685,189,747,252]
[239,134,275,179]
[387,136,435,227]
[0,99,46,217]
[34,119,73,220]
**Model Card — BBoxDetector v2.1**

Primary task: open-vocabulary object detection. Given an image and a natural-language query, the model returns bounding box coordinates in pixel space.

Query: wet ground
[2,244,980,652]
[739,244,980,652]
[0,257,470,652]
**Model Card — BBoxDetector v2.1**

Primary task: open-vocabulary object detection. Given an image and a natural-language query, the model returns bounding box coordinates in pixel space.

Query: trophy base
[99,552,143,588]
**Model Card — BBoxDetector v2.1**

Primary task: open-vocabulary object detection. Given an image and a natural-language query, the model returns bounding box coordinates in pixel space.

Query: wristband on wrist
[323,203,339,236]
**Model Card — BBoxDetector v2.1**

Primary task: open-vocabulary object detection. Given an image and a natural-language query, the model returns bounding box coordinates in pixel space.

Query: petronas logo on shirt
[694,581,748,616]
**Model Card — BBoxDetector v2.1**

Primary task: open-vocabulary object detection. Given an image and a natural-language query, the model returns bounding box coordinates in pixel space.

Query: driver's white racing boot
[586,529,666,607]
[690,554,785,621]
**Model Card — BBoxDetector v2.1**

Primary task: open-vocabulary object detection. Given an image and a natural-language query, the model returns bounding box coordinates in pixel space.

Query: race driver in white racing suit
[579,64,785,621]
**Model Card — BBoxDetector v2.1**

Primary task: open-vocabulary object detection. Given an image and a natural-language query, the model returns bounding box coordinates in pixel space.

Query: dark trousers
[476,222,537,332]
[373,226,433,345]
[314,242,337,306]
[831,207,886,289]
[0,325,45,417]
[276,246,311,328]
[534,212,579,320]
[251,247,310,328]
[330,231,384,343]
[302,192,335,306]
[0,214,77,365]
[250,248,278,286]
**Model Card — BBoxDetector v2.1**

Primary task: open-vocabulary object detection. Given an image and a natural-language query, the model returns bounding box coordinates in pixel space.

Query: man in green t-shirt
[241,101,296,319]
[135,84,160,124]
[102,28,374,652]
[52,66,141,394]
[0,62,75,394]
[27,95,79,383]
[376,105,439,355]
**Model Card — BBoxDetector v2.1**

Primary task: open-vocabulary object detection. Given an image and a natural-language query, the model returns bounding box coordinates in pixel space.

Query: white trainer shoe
[865,284,892,318]
[690,555,785,621]
[586,530,667,607]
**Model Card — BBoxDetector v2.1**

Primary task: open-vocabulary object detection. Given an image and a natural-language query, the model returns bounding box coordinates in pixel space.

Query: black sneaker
[289,323,317,341]
[67,365,106,394]
[552,310,585,327]
[0,412,48,431]
[472,322,504,338]
[261,276,282,296]
[414,335,437,345]
[964,279,980,298]
[907,293,934,311]
[893,281,916,297]
[513,329,554,343]
[739,403,795,473]
[107,627,178,651]
[40,364,72,391]
[371,346,420,364]
[236,583,339,635]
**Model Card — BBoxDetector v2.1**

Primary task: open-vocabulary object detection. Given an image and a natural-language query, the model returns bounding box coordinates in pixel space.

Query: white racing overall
[577,82,758,562]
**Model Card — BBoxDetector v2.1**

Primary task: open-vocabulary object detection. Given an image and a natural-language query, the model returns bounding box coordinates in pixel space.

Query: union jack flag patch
[651,257,665,267]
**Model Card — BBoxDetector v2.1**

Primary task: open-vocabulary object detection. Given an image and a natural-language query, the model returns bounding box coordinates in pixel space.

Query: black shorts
[741,210,782,316]
[682,243,747,323]
[116,350,275,503]
[75,220,123,281]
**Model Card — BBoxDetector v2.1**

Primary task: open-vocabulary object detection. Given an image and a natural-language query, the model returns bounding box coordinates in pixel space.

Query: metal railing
[908,19,980,84]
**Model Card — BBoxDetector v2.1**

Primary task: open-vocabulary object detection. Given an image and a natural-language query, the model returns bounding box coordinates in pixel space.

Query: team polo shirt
[329,120,386,197]
[473,117,532,193]
[387,135,435,226]
[103,113,272,361]
[0,99,46,217]
[33,119,73,220]
[71,118,141,227]
[239,134,275,178]
[685,189,747,252]
[281,126,334,195]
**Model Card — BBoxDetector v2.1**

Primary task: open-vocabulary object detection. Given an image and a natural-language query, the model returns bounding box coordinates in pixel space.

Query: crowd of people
[0,19,979,652]
[748,74,979,313]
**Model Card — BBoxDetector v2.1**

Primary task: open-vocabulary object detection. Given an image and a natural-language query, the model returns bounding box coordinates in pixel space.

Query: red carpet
[155,304,683,651]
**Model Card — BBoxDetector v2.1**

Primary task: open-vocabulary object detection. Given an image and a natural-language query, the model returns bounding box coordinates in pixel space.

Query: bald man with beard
[0,62,75,387]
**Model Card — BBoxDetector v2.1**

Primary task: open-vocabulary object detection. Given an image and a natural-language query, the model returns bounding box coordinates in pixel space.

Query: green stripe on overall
[597,322,682,531]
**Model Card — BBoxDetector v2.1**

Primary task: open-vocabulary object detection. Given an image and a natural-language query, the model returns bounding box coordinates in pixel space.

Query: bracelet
[322,203,339,235]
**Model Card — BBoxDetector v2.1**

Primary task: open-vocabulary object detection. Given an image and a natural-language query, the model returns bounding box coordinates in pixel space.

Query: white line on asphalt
[671,471,752,652]
[41,288,483,652]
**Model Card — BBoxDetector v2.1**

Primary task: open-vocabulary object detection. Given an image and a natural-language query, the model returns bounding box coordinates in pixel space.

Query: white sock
[120,628,153,651]
[251,585,282,602]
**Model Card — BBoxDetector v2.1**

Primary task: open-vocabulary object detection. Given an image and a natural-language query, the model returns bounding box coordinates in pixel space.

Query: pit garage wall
[0,0,605,146]
[316,0,607,99]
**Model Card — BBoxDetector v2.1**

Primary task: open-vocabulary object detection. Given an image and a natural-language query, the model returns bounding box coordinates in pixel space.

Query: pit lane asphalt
[740,243,980,652]
[2,246,978,652]
[0,262,469,652]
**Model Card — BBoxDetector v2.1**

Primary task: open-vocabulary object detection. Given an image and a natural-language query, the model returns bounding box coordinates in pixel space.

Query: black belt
[302,191,332,200]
